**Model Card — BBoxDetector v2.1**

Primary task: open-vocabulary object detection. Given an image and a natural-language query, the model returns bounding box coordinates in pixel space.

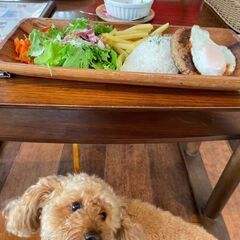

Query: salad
[14,18,118,70]
[14,18,170,71]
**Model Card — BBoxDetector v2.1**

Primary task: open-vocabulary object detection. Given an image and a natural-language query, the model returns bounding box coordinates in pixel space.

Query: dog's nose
[84,231,101,240]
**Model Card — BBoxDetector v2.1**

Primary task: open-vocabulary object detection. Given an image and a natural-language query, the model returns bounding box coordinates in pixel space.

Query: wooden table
[0,1,240,239]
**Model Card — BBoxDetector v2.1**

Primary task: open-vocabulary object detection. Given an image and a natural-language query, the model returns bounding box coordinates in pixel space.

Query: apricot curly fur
[3,173,216,240]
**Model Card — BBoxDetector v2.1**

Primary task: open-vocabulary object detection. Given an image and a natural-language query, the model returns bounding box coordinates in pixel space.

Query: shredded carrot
[14,37,33,64]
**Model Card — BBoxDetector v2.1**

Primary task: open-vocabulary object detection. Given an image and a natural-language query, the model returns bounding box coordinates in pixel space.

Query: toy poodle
[3,173,216,240]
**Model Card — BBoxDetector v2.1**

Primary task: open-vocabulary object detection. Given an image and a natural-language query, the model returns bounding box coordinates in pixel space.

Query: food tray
[0,18,239,91]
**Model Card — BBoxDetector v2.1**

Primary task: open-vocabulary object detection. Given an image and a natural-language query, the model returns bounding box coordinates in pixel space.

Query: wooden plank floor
[0,142,239,240]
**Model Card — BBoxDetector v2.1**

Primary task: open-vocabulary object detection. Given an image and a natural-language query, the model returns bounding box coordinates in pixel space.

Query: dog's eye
[71,201,83,212]
[99,212,107,221]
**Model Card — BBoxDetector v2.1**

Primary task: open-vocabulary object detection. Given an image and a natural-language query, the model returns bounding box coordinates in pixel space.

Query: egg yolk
[200,44,226,76]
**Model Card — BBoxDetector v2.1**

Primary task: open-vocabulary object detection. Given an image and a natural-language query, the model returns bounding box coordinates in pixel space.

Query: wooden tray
[0,18,240,91]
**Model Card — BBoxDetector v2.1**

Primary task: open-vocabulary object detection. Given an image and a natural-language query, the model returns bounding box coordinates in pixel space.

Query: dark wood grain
[2,78,240,109]
[80,144,106,179]
[0,142,21,194]
[105,144,153,202]
[0,143,62,205]
[0,0,239,142]
[147,143,198,222]
[1,108,240,143]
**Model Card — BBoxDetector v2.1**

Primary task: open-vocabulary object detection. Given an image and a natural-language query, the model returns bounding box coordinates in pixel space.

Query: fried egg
[190,25,236,76]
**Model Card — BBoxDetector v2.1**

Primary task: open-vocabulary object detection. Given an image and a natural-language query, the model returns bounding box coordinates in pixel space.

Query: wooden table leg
[203,143,240,219]
[179,142,229,240]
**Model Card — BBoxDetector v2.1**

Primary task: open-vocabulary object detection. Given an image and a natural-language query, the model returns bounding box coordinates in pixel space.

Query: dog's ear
[3,176,62,238]
[118,207,147,240]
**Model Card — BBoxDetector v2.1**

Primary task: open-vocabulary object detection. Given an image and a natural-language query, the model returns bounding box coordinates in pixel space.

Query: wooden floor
[0,141,239,240]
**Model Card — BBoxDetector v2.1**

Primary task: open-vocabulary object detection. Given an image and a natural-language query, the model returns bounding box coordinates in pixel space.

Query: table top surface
[1,0,240,110]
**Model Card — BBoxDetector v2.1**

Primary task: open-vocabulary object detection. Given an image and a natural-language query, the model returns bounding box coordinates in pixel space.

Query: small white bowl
[104,0,154,21]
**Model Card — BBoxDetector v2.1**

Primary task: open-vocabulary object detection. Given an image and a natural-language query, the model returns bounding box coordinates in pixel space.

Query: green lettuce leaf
[45,25,64,40]
[64,18,113,35]
[29,18,117,70]
[29,29,45,57]
[64,18,91,34]
[34,40,118,70]
[62,45,94,68]
[34,41,63,66]
[93,23,113,35]
[29,26,63,58]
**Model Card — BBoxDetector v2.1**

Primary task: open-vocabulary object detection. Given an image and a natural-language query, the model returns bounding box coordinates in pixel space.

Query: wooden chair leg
[179,142,229,240]
[203,143,240,219]
[72,144,80,173]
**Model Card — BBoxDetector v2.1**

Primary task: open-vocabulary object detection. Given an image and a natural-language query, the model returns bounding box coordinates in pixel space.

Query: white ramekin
[104,0,154,21]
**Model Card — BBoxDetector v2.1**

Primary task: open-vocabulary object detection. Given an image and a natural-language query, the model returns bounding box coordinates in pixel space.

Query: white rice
[121,35,178,74]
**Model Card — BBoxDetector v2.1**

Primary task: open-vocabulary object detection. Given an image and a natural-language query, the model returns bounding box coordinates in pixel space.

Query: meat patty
[171,28,198,75]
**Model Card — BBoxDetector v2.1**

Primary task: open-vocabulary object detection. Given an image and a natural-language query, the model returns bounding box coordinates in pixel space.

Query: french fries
[112,45,128,56]
[102,33,132,44]
[101,23,170,65]
[118,24,153,33]
[150,23,170,36]
[110,28,118,35]
[114,43,135,51]
[114,32,149,40]
[116,53,126,70]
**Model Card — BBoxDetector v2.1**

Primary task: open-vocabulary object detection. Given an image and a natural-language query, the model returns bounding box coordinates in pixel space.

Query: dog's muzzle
[84,231,101,240]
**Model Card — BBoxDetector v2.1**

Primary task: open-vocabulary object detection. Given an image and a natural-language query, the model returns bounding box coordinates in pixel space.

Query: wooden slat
[0,142,21,197]
[179,143,229,240]
[147,143,199,223]
[0,143,63,204]
[80,144,106,179]
[58,144,107,177]
[104,144,153,202]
